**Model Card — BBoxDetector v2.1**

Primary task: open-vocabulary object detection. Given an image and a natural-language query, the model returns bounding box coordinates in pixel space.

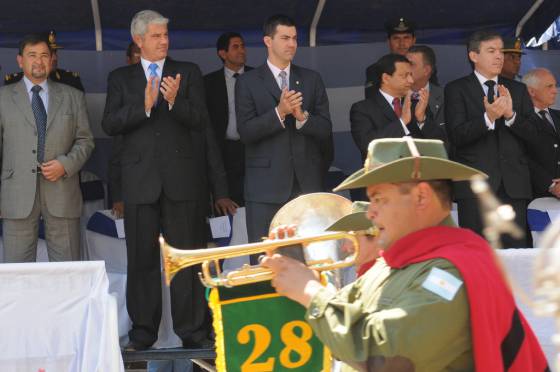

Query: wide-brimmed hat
[334,138,486,191]
[326,201,374,233]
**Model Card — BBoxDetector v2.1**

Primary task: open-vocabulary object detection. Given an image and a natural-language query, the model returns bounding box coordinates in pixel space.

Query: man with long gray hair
[102,10,213,351]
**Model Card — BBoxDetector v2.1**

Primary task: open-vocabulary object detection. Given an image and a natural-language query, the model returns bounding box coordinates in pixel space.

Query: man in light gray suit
[0,34,94,262]
[235,14,332,261]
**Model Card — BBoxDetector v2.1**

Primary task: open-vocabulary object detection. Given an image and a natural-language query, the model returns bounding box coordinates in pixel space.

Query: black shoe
[123,341,150,352]
[182,337,214,350]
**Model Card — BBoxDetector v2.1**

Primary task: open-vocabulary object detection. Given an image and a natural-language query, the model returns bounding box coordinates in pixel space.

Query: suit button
[32,150,36,154]
[155,132,160,136]
[555,144,558,148]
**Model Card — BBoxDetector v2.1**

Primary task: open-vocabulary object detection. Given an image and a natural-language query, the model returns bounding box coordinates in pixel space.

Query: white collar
[474,70,498,87]
[224,66,245,78]
[141,57,165,74]
[23,76,48,94]
[267,59,290,79]
[379,89,398,106]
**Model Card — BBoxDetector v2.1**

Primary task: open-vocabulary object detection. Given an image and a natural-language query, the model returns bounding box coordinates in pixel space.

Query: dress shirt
[535,107,555,127]
[474,70,516,130]
[141,57,172,116]
[224,66,244,140]
[23,76,49,113]
[379,89,410,135]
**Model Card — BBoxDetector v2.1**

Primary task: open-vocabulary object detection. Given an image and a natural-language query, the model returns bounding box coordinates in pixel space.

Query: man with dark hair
[351,53,446,161]
[501,38,525,81]
[407,45,447,146]
[0,33,94,262]
[126,41,141,65]
[204,32,252,209]
[235,14,332,259]
[445,30,534,247]
[365,17,416,98]
[262,138,548,371]
[5,31,84,92]
[522,68,560,198]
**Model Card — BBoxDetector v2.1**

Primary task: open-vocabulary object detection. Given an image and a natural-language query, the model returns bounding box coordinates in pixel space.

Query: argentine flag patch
[422,267,463,301]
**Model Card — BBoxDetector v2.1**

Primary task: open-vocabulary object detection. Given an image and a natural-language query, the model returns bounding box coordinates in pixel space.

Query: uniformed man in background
[500,37,525,81]
[4,31,84,91]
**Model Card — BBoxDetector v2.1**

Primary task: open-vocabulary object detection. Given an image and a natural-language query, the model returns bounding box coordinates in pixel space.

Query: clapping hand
[414,88,429,123]
[144,76,159,112]
[161,73,181,106]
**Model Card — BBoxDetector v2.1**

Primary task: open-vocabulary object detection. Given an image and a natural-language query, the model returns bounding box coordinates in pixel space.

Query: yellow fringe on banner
[208,288,226,372]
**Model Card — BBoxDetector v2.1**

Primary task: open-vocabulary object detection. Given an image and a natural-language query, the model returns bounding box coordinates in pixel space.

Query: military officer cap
[48,30,63,50]
[385,17,416,37]
[334,138,486,191]
[326,201,377,235]
[502,37,525,55]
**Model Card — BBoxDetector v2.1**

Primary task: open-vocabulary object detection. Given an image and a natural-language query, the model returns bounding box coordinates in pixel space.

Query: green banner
[209,281,331,372]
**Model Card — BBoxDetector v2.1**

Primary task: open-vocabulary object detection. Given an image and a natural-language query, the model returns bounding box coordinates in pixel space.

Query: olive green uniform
[306,257,473,372]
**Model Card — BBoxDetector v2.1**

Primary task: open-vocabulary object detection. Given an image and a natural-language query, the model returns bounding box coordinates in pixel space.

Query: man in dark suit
[102,10,212,351]
[235,14,332,254]
[365,18,416,98]
[445,30,534,247]
[351,53,446,160]
[204,32,251,209]
[522,68,560,198]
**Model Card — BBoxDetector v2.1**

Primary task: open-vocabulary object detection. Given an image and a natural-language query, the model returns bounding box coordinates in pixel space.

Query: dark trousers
[223,139,245,206]
[124,193,210,346]
[457,184,530,248]
[246,178,301,265]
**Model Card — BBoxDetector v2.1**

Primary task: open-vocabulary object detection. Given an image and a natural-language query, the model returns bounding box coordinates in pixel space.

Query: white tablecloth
[0,261,123,372]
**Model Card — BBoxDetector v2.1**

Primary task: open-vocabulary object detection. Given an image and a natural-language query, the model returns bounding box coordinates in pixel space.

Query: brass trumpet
[161,193,360,287]
[160,231,359,287]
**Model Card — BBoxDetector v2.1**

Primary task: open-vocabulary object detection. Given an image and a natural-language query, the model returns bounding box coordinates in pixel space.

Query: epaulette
[4,72,21,82]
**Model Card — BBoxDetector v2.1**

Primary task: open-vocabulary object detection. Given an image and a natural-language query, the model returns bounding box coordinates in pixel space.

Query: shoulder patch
[421,267,463,301]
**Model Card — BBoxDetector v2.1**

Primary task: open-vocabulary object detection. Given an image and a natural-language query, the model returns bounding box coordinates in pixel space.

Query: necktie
[484,80,496,104]
[411,91,420,101]
[539,110,556,132]
[31,85,47,163]
[233,72,239,79]
[279,70,288,90]
[392,97,402,118]
[148,63,159,87]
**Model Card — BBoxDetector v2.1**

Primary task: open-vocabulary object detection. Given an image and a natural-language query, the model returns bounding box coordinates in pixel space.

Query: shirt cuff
[305,286,337,320]
[399,119,411,135]
[295,111,309,129]
[146,111,151,118]
[168,103,174,111]
[275,107,286,128]
[417,121,425,130]
[484,113,495,130]
[504,111,516,127]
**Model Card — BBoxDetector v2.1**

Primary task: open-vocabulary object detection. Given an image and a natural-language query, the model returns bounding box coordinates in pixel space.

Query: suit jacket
[204,66,253,148]
[102,58,211,205]
[444,73,534,199]
[235,63,332,204]
[524,108,560,198]
[350,89,448,160]
[364,63,376,99]
[0,80,94,218]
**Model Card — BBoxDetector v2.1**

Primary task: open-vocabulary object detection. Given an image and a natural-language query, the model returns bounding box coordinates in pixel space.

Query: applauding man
[102,10,213,351]
[235,14,332,257]
[445,30,534,247]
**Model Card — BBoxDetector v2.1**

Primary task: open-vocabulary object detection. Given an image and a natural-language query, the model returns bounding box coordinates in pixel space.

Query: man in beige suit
[0,34,94,262]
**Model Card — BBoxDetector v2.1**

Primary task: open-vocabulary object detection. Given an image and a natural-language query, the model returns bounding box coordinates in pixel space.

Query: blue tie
[31,85,47,163]
[148,63,159,87]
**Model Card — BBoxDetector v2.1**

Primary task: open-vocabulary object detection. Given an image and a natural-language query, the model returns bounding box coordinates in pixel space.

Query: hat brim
[326,211,373,232]
[333,156,487,191]
[502,49,525,55]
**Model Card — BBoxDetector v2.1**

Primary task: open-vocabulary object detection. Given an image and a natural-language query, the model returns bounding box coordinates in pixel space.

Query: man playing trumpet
[262,138,547,371]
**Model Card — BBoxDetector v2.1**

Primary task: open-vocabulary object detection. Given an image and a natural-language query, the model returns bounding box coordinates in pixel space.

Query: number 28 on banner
[237,321,314,372]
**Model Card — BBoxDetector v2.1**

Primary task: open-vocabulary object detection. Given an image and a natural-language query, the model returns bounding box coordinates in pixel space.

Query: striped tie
[31,85,47,163]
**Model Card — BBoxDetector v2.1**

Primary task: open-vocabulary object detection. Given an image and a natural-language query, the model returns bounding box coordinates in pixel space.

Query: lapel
[219,67,228,112]
[538,109,560,138]
[11,80,36,129]
[257,64,281,102]
[428,83,443,120]
[374,90,398,122]
[46,80,62,129]
[130,63,147,98]
[549,109,560,135]
[290,64,301,92]
[466,73,486,113]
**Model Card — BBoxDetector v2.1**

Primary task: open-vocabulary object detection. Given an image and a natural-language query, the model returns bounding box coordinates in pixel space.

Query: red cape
[383,226,548,372]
